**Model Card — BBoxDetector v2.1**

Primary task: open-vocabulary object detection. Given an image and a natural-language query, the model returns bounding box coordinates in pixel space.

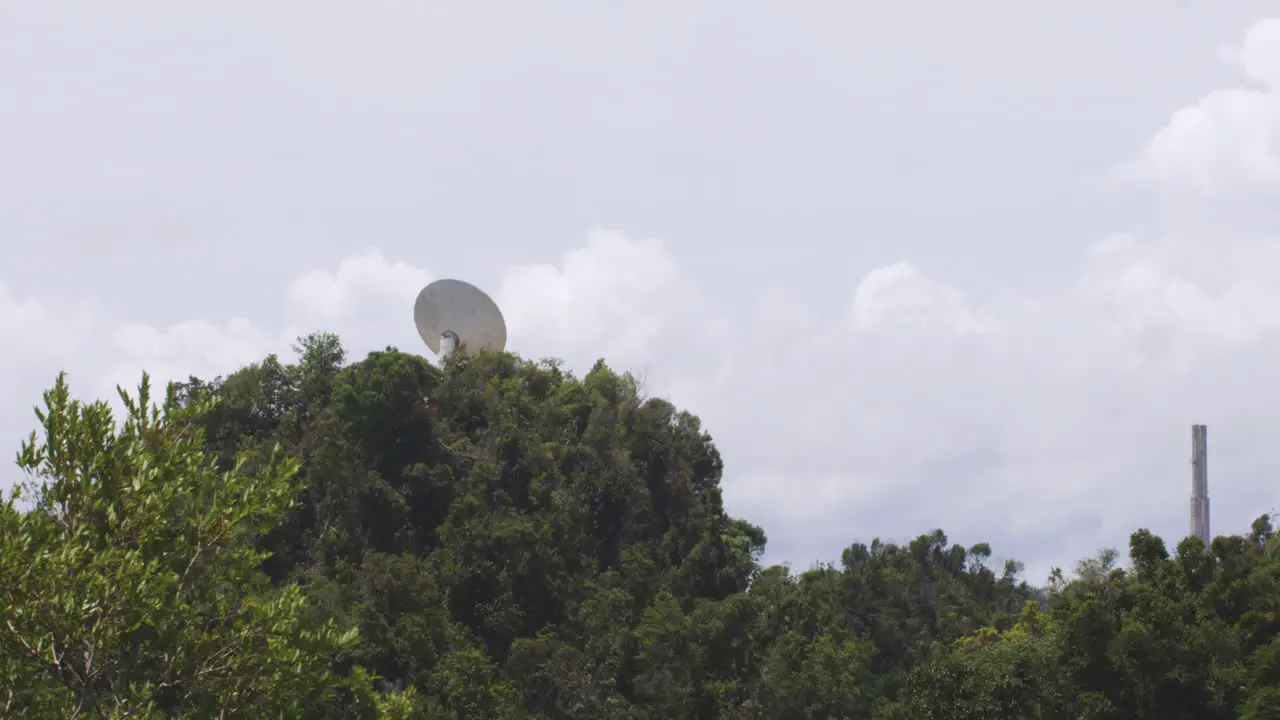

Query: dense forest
[3,333,1280,718]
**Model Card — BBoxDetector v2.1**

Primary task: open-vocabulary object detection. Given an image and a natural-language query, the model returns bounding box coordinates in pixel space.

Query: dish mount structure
[413,278,507,358]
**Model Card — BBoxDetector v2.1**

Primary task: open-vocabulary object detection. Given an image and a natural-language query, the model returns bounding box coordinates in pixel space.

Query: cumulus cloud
[288,249,431,322]
[3,214,1278,582]
[850,262,993,335]
[7,17,1280,584]
[498,230,684,362]
[1233,18,1280,89]
[496,229,731,393]
[1140,90,1280,191]
[1134,18,1280,194]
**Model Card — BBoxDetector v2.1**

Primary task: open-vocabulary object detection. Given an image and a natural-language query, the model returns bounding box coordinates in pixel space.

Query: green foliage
[0,373,355,716]
[5,334,1280,718]
[907,521,1280,719]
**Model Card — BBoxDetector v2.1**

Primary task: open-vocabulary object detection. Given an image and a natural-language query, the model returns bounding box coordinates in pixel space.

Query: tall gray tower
[1190,424,1210,545]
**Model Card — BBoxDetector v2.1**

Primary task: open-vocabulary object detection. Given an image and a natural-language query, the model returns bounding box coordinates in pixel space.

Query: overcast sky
[4,0,1280,583]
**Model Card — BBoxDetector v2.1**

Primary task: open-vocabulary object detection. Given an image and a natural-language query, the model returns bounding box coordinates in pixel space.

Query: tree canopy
[3,333,1278,718]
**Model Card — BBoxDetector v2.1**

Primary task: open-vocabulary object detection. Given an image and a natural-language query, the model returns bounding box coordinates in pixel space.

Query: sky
[4,0,1280,583]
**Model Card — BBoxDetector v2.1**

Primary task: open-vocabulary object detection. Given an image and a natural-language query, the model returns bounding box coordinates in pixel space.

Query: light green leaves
[0,373,351,717]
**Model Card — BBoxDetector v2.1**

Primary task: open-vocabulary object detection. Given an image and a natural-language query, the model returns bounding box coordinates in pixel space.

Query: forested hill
[3,332,1280,718]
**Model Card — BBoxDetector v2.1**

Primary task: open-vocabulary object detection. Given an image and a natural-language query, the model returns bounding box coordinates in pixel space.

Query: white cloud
[497,229,728,379]
[4,214,1280,582]
[1238,18,1280,88]
[850,262,992,334]
[99,318,282,401]
[0,281,96,362]
[1140,90,1280,190]
[1138,18,1280,192]
[288,248,431,322]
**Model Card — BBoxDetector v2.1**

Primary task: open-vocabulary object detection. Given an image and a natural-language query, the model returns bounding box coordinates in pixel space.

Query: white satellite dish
[413,279,507,357]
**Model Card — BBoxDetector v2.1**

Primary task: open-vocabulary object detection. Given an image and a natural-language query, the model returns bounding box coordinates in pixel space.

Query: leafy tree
[0,373,358,716]
[8,335,1280,718]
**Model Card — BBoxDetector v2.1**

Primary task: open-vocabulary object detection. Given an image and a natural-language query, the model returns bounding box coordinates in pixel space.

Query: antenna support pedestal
[440,331,458,358]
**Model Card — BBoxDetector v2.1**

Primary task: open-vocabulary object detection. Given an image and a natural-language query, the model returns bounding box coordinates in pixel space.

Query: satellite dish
[413,278,507,357]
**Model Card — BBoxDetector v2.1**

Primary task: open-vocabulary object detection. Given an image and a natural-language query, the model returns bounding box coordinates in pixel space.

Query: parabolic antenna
[413,278,507,356]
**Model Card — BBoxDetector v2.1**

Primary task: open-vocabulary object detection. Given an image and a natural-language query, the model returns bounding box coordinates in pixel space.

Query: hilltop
[3,333,1279,718]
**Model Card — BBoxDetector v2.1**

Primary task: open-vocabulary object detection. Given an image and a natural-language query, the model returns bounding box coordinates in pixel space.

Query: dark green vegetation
[4,332,1280,718]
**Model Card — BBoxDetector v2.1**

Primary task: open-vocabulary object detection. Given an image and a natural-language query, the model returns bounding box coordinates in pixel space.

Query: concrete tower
[1190,424,1210,545]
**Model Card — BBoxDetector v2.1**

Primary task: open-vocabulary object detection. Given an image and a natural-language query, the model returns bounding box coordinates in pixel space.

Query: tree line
[3,332,1279,718]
